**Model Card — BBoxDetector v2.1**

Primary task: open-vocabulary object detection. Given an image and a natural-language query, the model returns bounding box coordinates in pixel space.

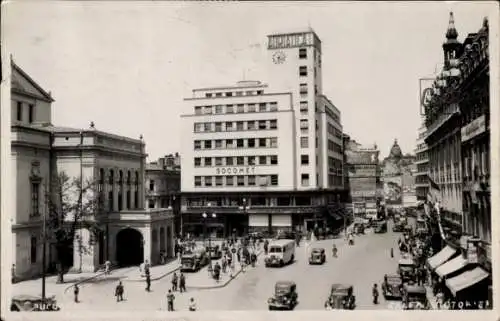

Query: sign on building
[384,176,403,205]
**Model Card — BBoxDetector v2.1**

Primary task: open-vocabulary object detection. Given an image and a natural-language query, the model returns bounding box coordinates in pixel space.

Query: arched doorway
[160,227,166,252]
[116,228,143,267]
[166,226,172,257]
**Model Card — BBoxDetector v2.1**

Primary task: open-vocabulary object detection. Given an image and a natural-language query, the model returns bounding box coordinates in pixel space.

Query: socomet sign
[215,166,256,175]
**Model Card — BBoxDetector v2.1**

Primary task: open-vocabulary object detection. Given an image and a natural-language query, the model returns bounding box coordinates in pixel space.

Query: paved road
[47,220,412,311]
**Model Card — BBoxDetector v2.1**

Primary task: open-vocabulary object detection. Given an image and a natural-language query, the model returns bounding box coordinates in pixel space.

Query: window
[271,155,278,165]
[301,155,309,165]
[215,140,223,148]
[215,92,222,97]
[300,119,309,130]
[194,158,201,167]
[236,91,243,96]
[237,156,244,165]
[248,175,256,186]
[194,123,203,132]
[259,156,267,165]
[246,91,254,95]
[195,106,202,115]
[259,103,267,112]
[248,104,256,112]
[204,106,212,114]
[258,120,267,130]
[270,175,279,186]
[226,122,234,131]
[205,93,213,98]
[237,176,245,186]
[247,121,256,130]
[299,48,307,59]
[226,92,233,97]
[204,176,213,187]
[300,101,308,114]
[30,236,37,264]
[236,121,244,131]
[148,199,155,209]
[299,66,308,76]
[248,156,256,165]
[270,102,278,111]
[204,140,212,149]
[237,104,245,113]
[215,176,223,186]
[28,104,35,123]
[226,105,234,113]
[226,176,234,186]
[237,139,244,148]
[257,90,263,95]
[301,174,310,186]
[204,157,212,166]
[31,182,40,216]
[259,138,266,147]
[17,102,22,121]
[248,138,256,148]
[194,140,201,149]
[215,105,223,114]
[149,180,155,191]
[300,83,308,95]
[203,123,212,132]
[226,157,234,165]
[270,137,278,148]
[270,120,277,129]
[215,157,223,166]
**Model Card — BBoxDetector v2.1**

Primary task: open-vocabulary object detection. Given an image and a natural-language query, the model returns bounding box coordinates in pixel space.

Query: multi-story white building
[180,29,345,237]
[414,121,429,201]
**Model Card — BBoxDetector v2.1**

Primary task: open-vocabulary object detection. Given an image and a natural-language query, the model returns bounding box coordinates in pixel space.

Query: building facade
[179,29,347,237]
[11,62,174,280]
[414,122,429,201]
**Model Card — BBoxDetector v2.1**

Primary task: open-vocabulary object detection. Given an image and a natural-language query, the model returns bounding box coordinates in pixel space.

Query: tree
[44,171,103,284]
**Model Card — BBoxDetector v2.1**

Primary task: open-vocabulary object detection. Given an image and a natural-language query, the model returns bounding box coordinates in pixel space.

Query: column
[130,176,136,210]
[121,170,127,211]
[103,169,109,212]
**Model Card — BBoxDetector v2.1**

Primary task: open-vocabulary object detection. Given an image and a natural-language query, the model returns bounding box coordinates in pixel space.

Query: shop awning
[445,267,490,296]
[435,255,468,278]
[426,245,457,270]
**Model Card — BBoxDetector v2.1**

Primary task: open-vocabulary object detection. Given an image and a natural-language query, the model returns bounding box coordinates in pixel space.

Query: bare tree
[44,171,103,284]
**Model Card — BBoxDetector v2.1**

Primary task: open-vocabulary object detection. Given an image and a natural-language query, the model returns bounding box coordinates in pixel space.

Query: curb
[124,266,181,283]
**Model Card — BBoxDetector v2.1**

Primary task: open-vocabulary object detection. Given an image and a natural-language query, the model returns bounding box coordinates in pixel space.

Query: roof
[275,281,295,287]
[398,258,415,265]
[346,150,379,165]
[42,125,143,144]
[269,239,295,246]
[330,284,352,292]
[11,60,54,102]
[387,274,402,282]
[404,285,426,294]
[311,248,325,252]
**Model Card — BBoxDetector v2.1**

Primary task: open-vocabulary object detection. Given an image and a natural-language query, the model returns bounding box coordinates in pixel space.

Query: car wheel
[291,255,295,262]
[280,260,284,267]
[268,306,273,311]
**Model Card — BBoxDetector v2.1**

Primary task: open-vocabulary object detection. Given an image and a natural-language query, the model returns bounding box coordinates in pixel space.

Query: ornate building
[414,122,429,201]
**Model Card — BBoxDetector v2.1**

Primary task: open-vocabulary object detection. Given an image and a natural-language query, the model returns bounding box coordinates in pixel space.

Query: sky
[3,1,495,161]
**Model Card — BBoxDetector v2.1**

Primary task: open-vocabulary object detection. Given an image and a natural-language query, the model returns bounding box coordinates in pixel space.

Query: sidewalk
[122,259,181,282]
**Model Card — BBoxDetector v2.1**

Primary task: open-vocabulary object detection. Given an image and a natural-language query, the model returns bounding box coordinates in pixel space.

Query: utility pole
[78,131,84,272]
[41,185,47,304]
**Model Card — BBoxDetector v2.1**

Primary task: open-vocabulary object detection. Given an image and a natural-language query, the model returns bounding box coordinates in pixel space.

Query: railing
[182,205,323,214]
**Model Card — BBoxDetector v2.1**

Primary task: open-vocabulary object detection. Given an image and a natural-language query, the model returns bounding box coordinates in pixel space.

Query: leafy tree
[44,172,104,283]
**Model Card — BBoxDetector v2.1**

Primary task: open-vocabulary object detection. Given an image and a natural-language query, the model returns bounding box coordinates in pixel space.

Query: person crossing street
[166,289,175,311]
[179,273,186,292]
[372,283,379,304]
[115,281,124,302]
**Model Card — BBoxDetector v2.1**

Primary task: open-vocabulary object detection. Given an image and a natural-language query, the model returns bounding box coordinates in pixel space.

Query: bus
[264,240,296,267]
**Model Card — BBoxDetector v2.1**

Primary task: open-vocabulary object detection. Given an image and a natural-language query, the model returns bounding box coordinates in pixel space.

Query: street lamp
[238,198,250,237]
[202,206,217,273]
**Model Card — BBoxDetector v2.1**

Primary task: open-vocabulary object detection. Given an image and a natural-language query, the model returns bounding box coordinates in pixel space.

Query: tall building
[179,29,346,237]
[11,61,174,280]
[414,122,429,201]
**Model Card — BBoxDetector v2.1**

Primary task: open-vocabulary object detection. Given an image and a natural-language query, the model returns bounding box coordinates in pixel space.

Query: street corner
[123,264,181,282]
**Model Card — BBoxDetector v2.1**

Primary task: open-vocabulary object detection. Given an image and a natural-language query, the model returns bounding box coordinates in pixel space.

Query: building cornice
[184,91,292,102]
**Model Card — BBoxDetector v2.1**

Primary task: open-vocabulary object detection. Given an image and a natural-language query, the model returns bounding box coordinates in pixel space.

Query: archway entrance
[116,228,144,267]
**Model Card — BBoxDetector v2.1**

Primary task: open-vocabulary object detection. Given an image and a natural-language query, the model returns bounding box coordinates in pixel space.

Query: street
[43,219,412,311]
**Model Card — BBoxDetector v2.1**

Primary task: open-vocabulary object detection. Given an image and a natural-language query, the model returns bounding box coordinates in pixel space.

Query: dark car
[309,248,326,265]
[353,223,365,235]
[11,295,60,311]
[392,221,405,232]
[207,244,222,260]
[325,284,356,310]
[398,258,416,282]
[248,231,265,241]
[382,274,403,299]
[268,281,298,310]
[402,284,430,310]
[276,231,295,240]
[374,220,388,233]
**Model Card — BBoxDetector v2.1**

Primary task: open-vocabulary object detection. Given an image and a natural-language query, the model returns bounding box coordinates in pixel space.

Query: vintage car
[392,221,405,232]
[374,220,387,233]
[275,231,296,240]
[398,258,416,282]
[353,223,365,235]
[248,231,265,241]
[206,244,223,260]
[381,274,403,299]
[402,284,430,310]
[325,284,356,310]
[403,225,414,235]
[268,281,298,310]
[309,248,326,265]
[181,247,209,272]
[10,295,60,311]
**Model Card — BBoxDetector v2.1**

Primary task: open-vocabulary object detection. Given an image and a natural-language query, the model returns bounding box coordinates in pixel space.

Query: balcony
[415,182,429,188]
[414,158,429,165]
[108,208,174,222]
[181,205,323,215]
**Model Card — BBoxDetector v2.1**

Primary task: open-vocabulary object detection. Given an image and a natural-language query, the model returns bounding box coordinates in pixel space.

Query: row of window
[195,155,278,167]
[327,139,342,153]
[194,119,278,133]
[98,168,140,185]
[204,89,264,98]
[194,137,278,150]
[194,175,279,187]
[16,101,35,123]
[327,122,343,139]
[328,175,343,187]
[195,102,278,115]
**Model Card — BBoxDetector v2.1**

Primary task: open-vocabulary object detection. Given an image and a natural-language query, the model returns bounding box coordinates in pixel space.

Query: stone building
[10,61,174,280]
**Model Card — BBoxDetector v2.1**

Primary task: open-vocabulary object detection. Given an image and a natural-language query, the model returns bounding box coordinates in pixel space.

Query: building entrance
[116,228,144,267]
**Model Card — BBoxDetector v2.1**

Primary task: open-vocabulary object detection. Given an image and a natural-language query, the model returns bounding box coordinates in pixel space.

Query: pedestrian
[166,289,175,311]
[144,260,150,275]
[221,256,227,273]
[372,283,379,305]
[145,272,151,292]
[105,260,111,275]
[263,240,269,255]
[171,272,178,291]
[115,281,124,302]
[390,247,394,258]
[189,297,197,311]
[179,273,186,292]
[236,251,241,263]
[73,284,79,303]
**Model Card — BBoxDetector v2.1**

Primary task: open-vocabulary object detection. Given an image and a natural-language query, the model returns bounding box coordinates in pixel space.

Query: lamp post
[238,198,250,237]
[202,204,216,273]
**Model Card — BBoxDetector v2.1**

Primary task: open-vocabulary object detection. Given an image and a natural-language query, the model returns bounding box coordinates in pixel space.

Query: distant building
[414,122,429,202]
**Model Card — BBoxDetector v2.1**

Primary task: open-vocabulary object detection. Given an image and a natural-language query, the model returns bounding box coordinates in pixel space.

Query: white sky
[3,1,494,161]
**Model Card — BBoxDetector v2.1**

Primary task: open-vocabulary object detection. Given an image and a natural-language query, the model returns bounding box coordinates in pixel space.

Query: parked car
[207,244,222,260]
[392,221,405,232]
[325,284,356,310]
[374,220,388,233]
[398,258,416,282]
[402,284,430,310]
[11,295,60,311]
[268,281,298,310]
[382,274,403,299]
[309,248,326,265]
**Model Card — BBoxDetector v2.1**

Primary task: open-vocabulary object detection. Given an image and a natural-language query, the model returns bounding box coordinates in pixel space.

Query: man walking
[145,271,151,292]
[171,272,178,291]
[166,289,175,311]
[179,273,186,293]
[73,284,79,303]
[115,281,124,302]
